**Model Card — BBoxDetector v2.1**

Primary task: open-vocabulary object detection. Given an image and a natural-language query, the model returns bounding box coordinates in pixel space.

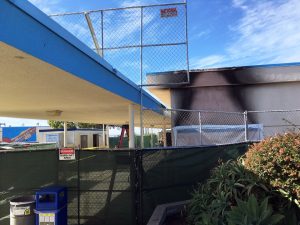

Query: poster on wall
[2,127,37,143]
[46,133,60,143]
[59,148,75,160]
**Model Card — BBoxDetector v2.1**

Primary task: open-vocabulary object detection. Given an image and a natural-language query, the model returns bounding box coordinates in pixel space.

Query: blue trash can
[35,186,67,225]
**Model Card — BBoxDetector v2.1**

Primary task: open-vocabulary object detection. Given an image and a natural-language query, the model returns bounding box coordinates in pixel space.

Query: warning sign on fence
[160,8,178,18]
[59,148,75,160]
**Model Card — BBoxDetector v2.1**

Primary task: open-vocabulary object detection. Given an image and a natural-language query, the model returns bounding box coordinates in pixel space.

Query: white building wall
[38,130,104,148]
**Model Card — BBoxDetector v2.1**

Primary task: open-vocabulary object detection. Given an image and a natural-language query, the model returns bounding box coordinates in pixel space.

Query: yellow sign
[24,208,30,215]
[40,213,55,217]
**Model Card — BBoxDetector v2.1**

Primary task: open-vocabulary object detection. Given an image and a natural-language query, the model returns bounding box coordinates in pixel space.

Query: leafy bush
[188,159,299,225]
[227,195,283,225]
[244,132,300,207]
[188,160,277,225]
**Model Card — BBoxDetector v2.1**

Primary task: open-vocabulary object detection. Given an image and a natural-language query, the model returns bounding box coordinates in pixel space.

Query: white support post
[102,124,105,147]
[129,104,135,149]
[106,125,110,148]
[63,121,67,147]
[150,125,154,148]
[163,123,167,147]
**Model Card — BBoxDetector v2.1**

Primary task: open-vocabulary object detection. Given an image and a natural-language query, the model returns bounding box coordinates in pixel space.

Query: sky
[1,0,300,126]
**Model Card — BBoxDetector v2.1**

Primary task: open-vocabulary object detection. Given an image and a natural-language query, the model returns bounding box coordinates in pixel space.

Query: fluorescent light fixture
[46,110,63,116]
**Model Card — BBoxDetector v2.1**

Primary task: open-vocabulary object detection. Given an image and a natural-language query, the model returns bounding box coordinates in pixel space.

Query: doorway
[80,135,88,148]
[93,134,99,147]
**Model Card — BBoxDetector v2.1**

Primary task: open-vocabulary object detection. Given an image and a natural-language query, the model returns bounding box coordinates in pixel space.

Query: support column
[63,121,67,147]
[129,104,135,149]
[163,124,167,147]
[150,125,154,148]
[102,124,105,147]
[106,125,110,148]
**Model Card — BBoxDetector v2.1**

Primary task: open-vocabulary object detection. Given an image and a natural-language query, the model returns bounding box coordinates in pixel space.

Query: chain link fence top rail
[50,3,189,87]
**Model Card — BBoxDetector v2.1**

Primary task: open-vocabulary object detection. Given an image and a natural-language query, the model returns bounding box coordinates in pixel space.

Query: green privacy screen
[0,143,249,225]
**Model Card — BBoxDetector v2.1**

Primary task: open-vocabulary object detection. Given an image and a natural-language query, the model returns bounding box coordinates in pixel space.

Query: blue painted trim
[1,0,164,109]
[246,62,300,68]
[39,128,103,132]
[193,62,300,72]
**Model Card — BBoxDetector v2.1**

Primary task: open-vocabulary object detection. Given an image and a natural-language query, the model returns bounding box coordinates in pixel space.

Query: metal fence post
[163,115,167,147]
[185,0,190,85]
[77,148,81,225]
[139,150,143,225]
[140,6,144,149]
[101,10,104,58]
[198,111,202,145]
[244,111,248,142]
[84,12,103,56]
[133,149,143,225]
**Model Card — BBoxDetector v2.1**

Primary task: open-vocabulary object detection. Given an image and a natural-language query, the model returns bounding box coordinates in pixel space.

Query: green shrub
[244,132,300,207]
[188,159,299,225]
[188,160,273,225]
[227,195,284,225]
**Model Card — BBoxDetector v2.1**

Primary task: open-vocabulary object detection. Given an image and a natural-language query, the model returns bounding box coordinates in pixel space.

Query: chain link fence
[50,3,189,86]
[247,109,300,136]
[141,108,300,148]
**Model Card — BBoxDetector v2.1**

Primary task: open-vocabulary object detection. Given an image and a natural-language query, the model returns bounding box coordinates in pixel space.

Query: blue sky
[27,0,300,68]
[1,0,300,126]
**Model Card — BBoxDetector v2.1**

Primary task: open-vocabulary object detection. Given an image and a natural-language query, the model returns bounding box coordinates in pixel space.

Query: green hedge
[245,133,300,207]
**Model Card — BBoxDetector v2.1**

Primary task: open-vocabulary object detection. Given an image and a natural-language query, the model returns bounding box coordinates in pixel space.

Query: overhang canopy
[0,0,168,126]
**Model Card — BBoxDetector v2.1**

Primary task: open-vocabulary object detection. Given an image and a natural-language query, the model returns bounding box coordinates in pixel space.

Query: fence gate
[50,2,189,87]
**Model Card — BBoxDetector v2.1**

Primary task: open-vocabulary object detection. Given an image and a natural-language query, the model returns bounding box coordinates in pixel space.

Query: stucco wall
[38,130,104,148]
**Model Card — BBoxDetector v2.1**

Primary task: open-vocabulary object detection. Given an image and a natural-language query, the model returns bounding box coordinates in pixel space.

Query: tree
[48,121,76,129]
[48,121,104,129]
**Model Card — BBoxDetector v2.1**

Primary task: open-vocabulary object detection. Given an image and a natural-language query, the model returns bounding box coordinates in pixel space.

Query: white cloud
[192,0,300,69]
[28,0,61,14]
[120,0,143,7]
[119,0,161,7]
[191,55,225,68]
[190,30,210,41]
[232,0,248,10]
[228,0,300,65]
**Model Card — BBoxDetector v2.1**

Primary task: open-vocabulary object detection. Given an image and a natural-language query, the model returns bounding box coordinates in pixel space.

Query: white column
[150,125,154,148]
[129,104,135,149]
[106,125,110,148]
[63,121,67,147]
[102,124,105,147]
[163,124,167,147]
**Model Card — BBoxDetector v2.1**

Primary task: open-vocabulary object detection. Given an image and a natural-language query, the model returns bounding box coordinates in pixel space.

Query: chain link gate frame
[50,2,189,87]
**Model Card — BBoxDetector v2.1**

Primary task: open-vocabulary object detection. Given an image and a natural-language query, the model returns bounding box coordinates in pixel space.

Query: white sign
[59,148,75,160]
[160,8,178,18]
[11,206,31,216]
[46,134,60,143]
[39,213,55,224]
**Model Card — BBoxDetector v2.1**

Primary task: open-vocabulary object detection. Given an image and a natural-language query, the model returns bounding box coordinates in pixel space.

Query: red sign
[59,148,75,160]
[160,8,178,18]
